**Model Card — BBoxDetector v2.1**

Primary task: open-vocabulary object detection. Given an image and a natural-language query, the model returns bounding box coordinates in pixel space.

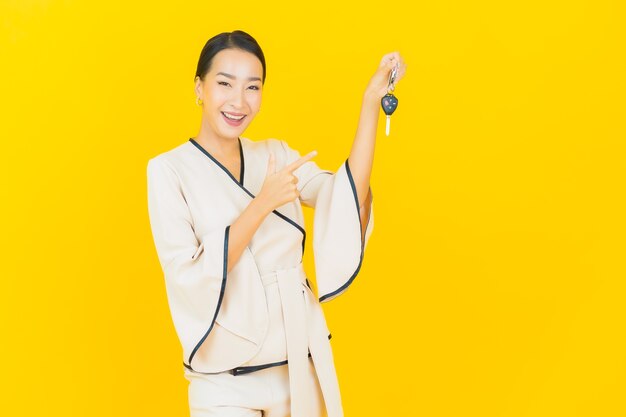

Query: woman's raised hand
[255,150,318,213]
[365,51,407,100]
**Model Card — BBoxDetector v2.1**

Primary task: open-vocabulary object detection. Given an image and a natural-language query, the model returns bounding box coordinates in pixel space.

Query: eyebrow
[216,72,262,82]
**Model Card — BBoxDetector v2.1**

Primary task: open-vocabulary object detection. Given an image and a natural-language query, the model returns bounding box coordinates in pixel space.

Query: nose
[228,87,245,110]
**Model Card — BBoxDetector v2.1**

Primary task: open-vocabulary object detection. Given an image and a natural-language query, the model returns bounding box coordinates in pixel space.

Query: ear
[194,76,202,98]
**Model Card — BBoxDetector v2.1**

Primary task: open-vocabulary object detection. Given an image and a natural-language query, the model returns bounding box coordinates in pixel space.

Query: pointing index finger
[282,150,317,173]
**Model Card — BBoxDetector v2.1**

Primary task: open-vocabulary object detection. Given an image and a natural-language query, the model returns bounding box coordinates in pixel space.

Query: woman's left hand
[364,51,407,101]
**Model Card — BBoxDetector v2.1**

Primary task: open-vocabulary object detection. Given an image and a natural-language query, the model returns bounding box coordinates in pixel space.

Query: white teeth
[223,112,245,120]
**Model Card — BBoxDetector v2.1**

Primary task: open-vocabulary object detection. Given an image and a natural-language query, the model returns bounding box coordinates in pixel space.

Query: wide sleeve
[146,156,230,369]
[279,140,375,302]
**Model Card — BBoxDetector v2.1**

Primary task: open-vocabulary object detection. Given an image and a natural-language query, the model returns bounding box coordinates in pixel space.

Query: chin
[217,126,247,140]
[220,120,252,137]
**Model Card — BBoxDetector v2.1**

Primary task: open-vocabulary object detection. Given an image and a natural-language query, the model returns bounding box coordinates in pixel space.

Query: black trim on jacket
[186,225,230,369]
[183,333,332,376]
[189,138,306,255]
[318,159,372,302]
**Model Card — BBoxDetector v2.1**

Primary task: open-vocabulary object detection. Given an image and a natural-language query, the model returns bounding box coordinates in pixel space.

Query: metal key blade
[386,115,391,136]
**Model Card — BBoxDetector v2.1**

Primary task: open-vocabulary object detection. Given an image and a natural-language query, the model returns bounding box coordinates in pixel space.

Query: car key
[381,63,399,136]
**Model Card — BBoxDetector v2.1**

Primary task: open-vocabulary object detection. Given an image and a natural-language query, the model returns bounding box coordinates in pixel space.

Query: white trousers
[185,357,325,417]
[183,269,327,417]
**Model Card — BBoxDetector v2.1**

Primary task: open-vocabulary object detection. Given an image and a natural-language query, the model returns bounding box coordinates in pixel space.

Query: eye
[248,85,260,90]
[217,81,230,86]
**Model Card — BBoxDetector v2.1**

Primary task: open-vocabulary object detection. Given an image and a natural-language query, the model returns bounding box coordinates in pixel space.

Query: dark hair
[195,30,266,84]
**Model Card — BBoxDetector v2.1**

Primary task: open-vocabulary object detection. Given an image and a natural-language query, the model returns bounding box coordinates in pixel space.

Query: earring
[196,97,203,106]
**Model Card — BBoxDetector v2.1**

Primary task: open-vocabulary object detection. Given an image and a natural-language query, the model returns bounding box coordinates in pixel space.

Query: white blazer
[147,137,374,417]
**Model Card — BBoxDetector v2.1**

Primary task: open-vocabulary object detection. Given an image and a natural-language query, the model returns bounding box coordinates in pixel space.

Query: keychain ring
[387,64,398,93]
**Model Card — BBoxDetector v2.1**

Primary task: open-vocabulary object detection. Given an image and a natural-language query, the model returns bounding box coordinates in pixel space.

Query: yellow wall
[2,1,625,416]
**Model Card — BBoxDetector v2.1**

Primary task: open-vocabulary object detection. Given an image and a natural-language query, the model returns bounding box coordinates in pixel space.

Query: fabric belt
[255,264,344,417]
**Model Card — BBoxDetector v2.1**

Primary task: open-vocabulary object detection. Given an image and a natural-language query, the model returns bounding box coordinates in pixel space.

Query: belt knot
[260,263,307,287]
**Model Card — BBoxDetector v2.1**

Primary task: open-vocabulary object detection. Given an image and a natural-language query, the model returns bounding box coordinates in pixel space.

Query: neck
[195,118,239,158]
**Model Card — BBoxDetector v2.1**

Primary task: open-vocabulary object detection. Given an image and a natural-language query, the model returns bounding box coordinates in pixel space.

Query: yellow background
[2,1,625,416]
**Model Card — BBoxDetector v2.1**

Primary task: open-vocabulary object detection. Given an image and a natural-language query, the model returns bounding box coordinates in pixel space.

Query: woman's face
[195,48,263,140]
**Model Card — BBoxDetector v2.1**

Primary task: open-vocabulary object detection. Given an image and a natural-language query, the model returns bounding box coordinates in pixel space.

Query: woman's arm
[226,197,271,273]
[347,52,407,236]
[347,92,378,240]
[226,150,318,272]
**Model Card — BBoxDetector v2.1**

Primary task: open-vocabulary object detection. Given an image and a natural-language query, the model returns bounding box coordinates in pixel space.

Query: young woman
[147,30,406,417]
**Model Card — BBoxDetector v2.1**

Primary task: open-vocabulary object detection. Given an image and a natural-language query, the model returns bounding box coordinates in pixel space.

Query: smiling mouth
[221,112,246,121]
